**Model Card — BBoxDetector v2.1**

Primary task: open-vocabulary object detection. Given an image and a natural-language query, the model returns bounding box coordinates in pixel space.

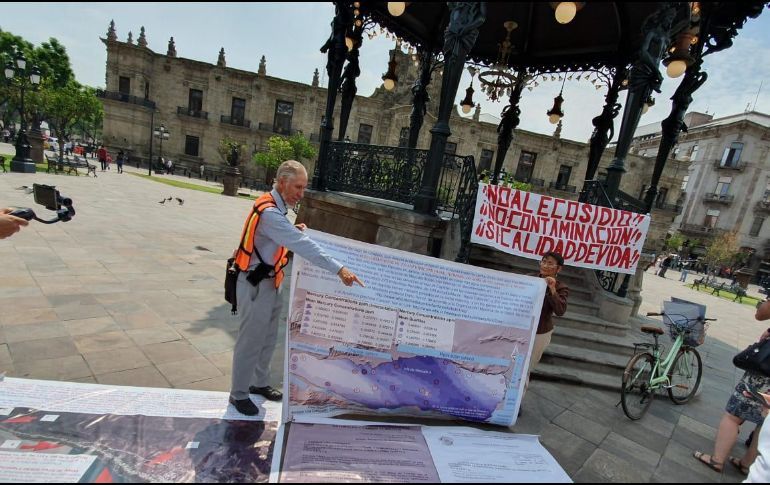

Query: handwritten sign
[471,183,650,274]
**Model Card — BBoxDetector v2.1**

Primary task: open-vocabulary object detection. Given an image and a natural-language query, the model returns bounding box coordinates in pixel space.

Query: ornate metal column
[643,59,706,212]
[414,2,487,215]
[604,3,681,200]
[337,30,362,141]
[312,2,352,191]
[583,66,626,184]
[408,49,437,149]
[491,75,525,185]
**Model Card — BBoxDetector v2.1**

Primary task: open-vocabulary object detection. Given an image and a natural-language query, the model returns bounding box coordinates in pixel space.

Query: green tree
[253,136,293,184]
[1,30,75,130]
[253,133,317,184]
[36,80,102,161]
[665,232,685,252]
[72,85,103,143]
[217,136,249,166]
[704,231,740,271]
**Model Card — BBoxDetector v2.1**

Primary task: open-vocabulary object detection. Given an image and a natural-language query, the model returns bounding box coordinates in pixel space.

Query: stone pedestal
[297,191,448,256]
[28,130,44,165]
[735,269,754,289]
[222,166,241,197]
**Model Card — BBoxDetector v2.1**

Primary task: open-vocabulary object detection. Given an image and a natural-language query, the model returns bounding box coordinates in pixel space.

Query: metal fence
[325,141,474,214]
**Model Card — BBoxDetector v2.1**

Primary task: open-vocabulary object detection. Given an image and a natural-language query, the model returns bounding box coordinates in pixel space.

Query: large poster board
[285,230,546,427]
[471,183,650,274]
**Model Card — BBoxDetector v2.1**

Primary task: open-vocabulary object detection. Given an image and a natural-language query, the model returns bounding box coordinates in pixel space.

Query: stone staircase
[469,245,642,391]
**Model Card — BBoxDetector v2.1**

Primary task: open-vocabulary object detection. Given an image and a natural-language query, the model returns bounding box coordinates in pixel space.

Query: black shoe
[229,397,260,416]
[249,385,283,401]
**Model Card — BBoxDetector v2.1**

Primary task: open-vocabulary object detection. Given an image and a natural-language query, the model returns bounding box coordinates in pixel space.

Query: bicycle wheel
[621,352,655,420]
[668,346,702,404]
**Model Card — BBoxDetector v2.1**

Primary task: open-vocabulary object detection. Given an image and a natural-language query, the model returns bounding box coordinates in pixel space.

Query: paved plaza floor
[0,160,764,482]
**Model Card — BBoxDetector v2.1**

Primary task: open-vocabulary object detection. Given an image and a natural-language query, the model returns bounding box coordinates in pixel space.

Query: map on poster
[285,230,547,426]
[0,378,281,483]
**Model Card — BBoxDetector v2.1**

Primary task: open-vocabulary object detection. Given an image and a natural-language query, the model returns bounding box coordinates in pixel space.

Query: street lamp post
[4,50,41,173]
[152,124,170,175]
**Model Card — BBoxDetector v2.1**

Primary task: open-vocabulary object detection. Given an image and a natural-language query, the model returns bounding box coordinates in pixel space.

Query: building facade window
[398,127,410,147]
[515,151,537,182]
[184,135,200,157]
[655,187,668,208]
[750,216,766,237]
[715,176,732,195]
[231,97,246,125]
[119,76,130,95]
[720,142,743,167]
[763,181,770,202]
[689,144,699,162]
[357,123,373,144]
[556,165,572,188]
[273,100,294,134]
[188,89,203,114]
[705,209,720,228]
[681,175,689,191]
[445,142,457,155]
[479,149,494,173]
[144,81,150,100]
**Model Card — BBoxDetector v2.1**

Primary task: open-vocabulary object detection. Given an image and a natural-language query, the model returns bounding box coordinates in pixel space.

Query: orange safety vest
[233,193,289,289]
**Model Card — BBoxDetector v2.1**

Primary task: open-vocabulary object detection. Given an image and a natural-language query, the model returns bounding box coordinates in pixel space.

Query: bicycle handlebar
[646,311,716,322]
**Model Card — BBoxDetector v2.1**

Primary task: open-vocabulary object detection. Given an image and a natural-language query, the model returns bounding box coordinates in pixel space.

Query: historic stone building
[630,110,770,279]
[98,22,683,250]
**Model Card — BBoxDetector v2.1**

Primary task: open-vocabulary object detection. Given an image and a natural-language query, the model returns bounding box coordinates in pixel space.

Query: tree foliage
[217,136,249,167]
[665,232,685,251]
[253,133,317,183]
[36,80,102,160]
[703,231,741,269]
[1,29,77,131]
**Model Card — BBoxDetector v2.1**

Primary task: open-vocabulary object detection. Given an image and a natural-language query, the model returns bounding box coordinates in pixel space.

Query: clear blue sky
[2,2,770,143]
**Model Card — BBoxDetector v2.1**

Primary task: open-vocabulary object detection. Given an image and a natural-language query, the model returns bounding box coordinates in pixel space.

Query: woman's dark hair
[542,251,564,267]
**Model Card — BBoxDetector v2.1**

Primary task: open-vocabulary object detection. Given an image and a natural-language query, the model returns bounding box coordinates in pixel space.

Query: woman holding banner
[526,251,569,388]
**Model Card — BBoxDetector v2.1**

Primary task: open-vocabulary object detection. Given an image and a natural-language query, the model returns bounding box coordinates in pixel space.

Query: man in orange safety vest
[229,160,364,416]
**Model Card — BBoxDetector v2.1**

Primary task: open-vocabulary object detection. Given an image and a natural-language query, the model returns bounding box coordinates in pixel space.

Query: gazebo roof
[362,2,767,72]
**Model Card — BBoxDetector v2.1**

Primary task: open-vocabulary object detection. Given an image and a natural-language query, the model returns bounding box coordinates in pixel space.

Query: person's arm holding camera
[0,208,29,239]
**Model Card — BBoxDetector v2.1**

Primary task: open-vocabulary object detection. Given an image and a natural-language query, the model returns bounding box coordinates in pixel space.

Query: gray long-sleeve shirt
[247,189,343,275]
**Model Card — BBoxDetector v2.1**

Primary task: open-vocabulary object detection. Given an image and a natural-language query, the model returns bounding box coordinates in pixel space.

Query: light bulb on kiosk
[555,2,577,24]
[388,2,406,16]
[666,60,687,78]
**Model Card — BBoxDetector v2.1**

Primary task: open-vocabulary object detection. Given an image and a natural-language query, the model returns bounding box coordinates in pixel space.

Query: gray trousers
[230,271,283,400]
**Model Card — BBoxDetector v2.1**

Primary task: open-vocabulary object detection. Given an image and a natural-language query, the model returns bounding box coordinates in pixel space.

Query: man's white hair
[273,160,307,188]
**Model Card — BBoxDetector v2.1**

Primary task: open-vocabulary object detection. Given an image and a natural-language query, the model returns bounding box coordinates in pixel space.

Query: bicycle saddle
[641,326,665,335]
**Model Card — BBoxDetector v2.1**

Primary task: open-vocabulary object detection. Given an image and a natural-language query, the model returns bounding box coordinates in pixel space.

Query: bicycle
[620,311,716,420]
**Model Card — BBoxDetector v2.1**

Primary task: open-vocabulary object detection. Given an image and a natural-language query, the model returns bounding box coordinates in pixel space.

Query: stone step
[567,298,601,317]
[554,311,629,336]
[551,326,637,358]
[530,361,624,392]
[540,342,630,377]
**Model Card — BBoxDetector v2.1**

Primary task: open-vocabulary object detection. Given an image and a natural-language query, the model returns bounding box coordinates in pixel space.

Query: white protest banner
[285,230,546,427]
[471,183,650,274]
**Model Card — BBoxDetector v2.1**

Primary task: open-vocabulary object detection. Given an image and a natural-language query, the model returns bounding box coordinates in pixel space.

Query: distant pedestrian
[166,158,174,175]
[117,150,125,174]
[97,145,108,171]
[679,261,690,282]
[2,128,9,143]
[658,255,672,278]
[200,164,205,179]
